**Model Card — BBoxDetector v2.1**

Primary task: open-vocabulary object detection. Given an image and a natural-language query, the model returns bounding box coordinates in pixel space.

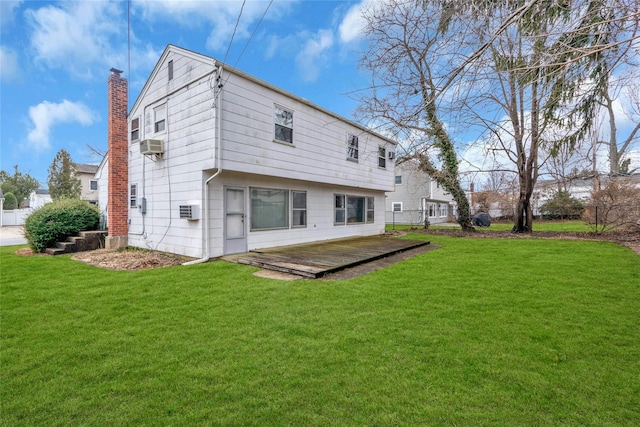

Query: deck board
[232,236,430,278]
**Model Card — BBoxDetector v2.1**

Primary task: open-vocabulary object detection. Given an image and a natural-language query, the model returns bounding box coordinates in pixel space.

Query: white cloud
[0,46,19,82]
[27,100,97,150]
[25,1,125,78]
[296,29,334,83]
[338,0,375,44]
[136,0,294,57]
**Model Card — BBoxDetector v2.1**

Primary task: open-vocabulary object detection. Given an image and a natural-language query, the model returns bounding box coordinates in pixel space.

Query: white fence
[1,209,32,227]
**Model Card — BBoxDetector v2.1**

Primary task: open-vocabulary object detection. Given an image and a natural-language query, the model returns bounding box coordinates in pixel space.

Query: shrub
[24,199,100,252]
[540,190,585,220]
[584,179,640,232]
[3,192,18,210]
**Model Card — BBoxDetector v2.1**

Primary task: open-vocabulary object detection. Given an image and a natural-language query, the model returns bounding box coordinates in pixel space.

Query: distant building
[386,161,457,225]
[73,163,99,204]
[28,189,52,209]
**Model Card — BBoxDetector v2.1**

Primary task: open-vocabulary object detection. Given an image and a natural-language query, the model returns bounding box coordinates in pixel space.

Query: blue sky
[1,0,371,185]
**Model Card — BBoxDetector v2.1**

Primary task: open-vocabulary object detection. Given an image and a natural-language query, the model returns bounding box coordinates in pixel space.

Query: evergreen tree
[48,149,82,200]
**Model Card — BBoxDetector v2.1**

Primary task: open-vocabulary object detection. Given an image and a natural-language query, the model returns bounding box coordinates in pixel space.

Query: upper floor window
[274,106,293,144]
[347,134,359,161]
[378,146,386,168]
[395,175,402,185]
[90,180,98,191]
[154,104,166,133]
[130,117,139,141]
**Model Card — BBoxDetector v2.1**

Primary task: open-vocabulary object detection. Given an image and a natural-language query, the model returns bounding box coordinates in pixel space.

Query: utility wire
[222,0,246,65]
[232,0,273,68]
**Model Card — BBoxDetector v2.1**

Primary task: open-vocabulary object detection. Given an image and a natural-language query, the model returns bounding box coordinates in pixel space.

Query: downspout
[183,65,224,265]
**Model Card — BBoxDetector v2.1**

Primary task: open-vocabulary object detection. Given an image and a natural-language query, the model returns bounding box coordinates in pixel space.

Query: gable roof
[74,163,99,174]
[130,44,397,146]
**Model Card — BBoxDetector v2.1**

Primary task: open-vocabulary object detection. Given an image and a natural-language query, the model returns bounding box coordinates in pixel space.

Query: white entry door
[224,187,246,254]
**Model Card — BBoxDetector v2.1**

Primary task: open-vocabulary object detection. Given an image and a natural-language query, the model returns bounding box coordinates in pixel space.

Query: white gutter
[183,65,223,265]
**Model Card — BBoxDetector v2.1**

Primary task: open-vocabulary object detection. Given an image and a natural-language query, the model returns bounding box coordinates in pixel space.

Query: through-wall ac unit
[179,204,200,220]
[388,151,395,160]
[140,139,164,155]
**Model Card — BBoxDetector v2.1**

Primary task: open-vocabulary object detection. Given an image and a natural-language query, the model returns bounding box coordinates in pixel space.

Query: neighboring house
[385,161,457,225]
[73,163,99,204]
[103,45,397,258]
[28,189,52,209]
[94,155,109,229]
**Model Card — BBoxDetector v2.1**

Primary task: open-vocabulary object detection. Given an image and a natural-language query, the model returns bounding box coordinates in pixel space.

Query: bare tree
[355,0,475,230]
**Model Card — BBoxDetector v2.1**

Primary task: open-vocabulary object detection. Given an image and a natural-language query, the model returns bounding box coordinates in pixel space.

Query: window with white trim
[274,106,293,144]
[366,197,375,223]
[154,104,166,133]
[335,194,372,225]
[130,184,137,208]
[250,188,289,231]
[347,134,359,161]
[392,202,403,212]
[428,203,436,218]
[292,191,307,228]
[395,175,402,185]
[335,194,346,225]
[440,203,448,217]
[130,117,140,142]
[90,180,98,191]
[378,146,386,168]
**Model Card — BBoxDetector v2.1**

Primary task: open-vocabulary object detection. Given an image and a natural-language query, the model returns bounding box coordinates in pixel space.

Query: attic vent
[140,139,164,155]
[179,205,200,220]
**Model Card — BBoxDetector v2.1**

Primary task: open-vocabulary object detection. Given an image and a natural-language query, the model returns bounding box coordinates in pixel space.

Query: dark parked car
[472,212,491,227]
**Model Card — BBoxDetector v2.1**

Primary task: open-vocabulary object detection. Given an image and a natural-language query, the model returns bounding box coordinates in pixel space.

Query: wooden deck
[228,236,430,278]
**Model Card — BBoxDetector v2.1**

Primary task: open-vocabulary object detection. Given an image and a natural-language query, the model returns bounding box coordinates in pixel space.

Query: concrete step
[56,241,77,252]
[45,247,66,256]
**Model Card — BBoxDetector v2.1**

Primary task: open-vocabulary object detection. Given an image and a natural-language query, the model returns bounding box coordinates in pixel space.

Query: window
[378,146,386,168]
[154,104,166,133]
[130,118,139,141]
[395,175,402,185]
[90,180,98,191]
[274,106,293,144]
[440,203,448,217]
[428,203,436,218]
[366,197,375,223]
[251,188,288,230]
[168,60,174,81]
[334,194,345,225]
[347,134,359,161]
[292,191,307,228]
[335,194,372,225]
[130,184,137,208]
[392,202,403,212]
[347,196,365,224]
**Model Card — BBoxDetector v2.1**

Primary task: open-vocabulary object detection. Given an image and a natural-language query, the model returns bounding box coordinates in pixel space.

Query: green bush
[24,199,100,252]
[3,192,18,210]
[540,190,585,220]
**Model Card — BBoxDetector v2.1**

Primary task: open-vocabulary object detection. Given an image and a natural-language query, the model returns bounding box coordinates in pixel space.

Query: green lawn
[2,235,639,426]
[389,220,593,232]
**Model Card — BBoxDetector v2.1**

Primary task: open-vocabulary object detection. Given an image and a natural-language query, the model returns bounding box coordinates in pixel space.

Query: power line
[232,0,274,68]
[222,0,246,65]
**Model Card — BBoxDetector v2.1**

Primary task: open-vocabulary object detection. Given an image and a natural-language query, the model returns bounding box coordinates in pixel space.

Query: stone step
[56,241,77,252]
[45,247,66,256]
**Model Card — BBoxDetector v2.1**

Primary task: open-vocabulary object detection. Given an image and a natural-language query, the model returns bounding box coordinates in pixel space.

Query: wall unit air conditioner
[140,139,164,155]
[179,204,200,220]
[388,151,395,160]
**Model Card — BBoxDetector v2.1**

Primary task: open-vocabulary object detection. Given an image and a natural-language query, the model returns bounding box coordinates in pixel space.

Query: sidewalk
[0,226,28,246]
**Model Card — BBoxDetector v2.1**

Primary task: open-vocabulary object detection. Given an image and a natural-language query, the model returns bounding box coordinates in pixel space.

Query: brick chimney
[106,68,128,249]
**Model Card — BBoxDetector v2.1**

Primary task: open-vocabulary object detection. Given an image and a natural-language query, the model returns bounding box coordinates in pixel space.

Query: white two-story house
[115,45,396,259]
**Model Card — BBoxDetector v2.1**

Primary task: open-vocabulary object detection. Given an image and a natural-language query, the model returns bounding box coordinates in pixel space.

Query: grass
[2,235,639,426]
[389,220,593,232]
